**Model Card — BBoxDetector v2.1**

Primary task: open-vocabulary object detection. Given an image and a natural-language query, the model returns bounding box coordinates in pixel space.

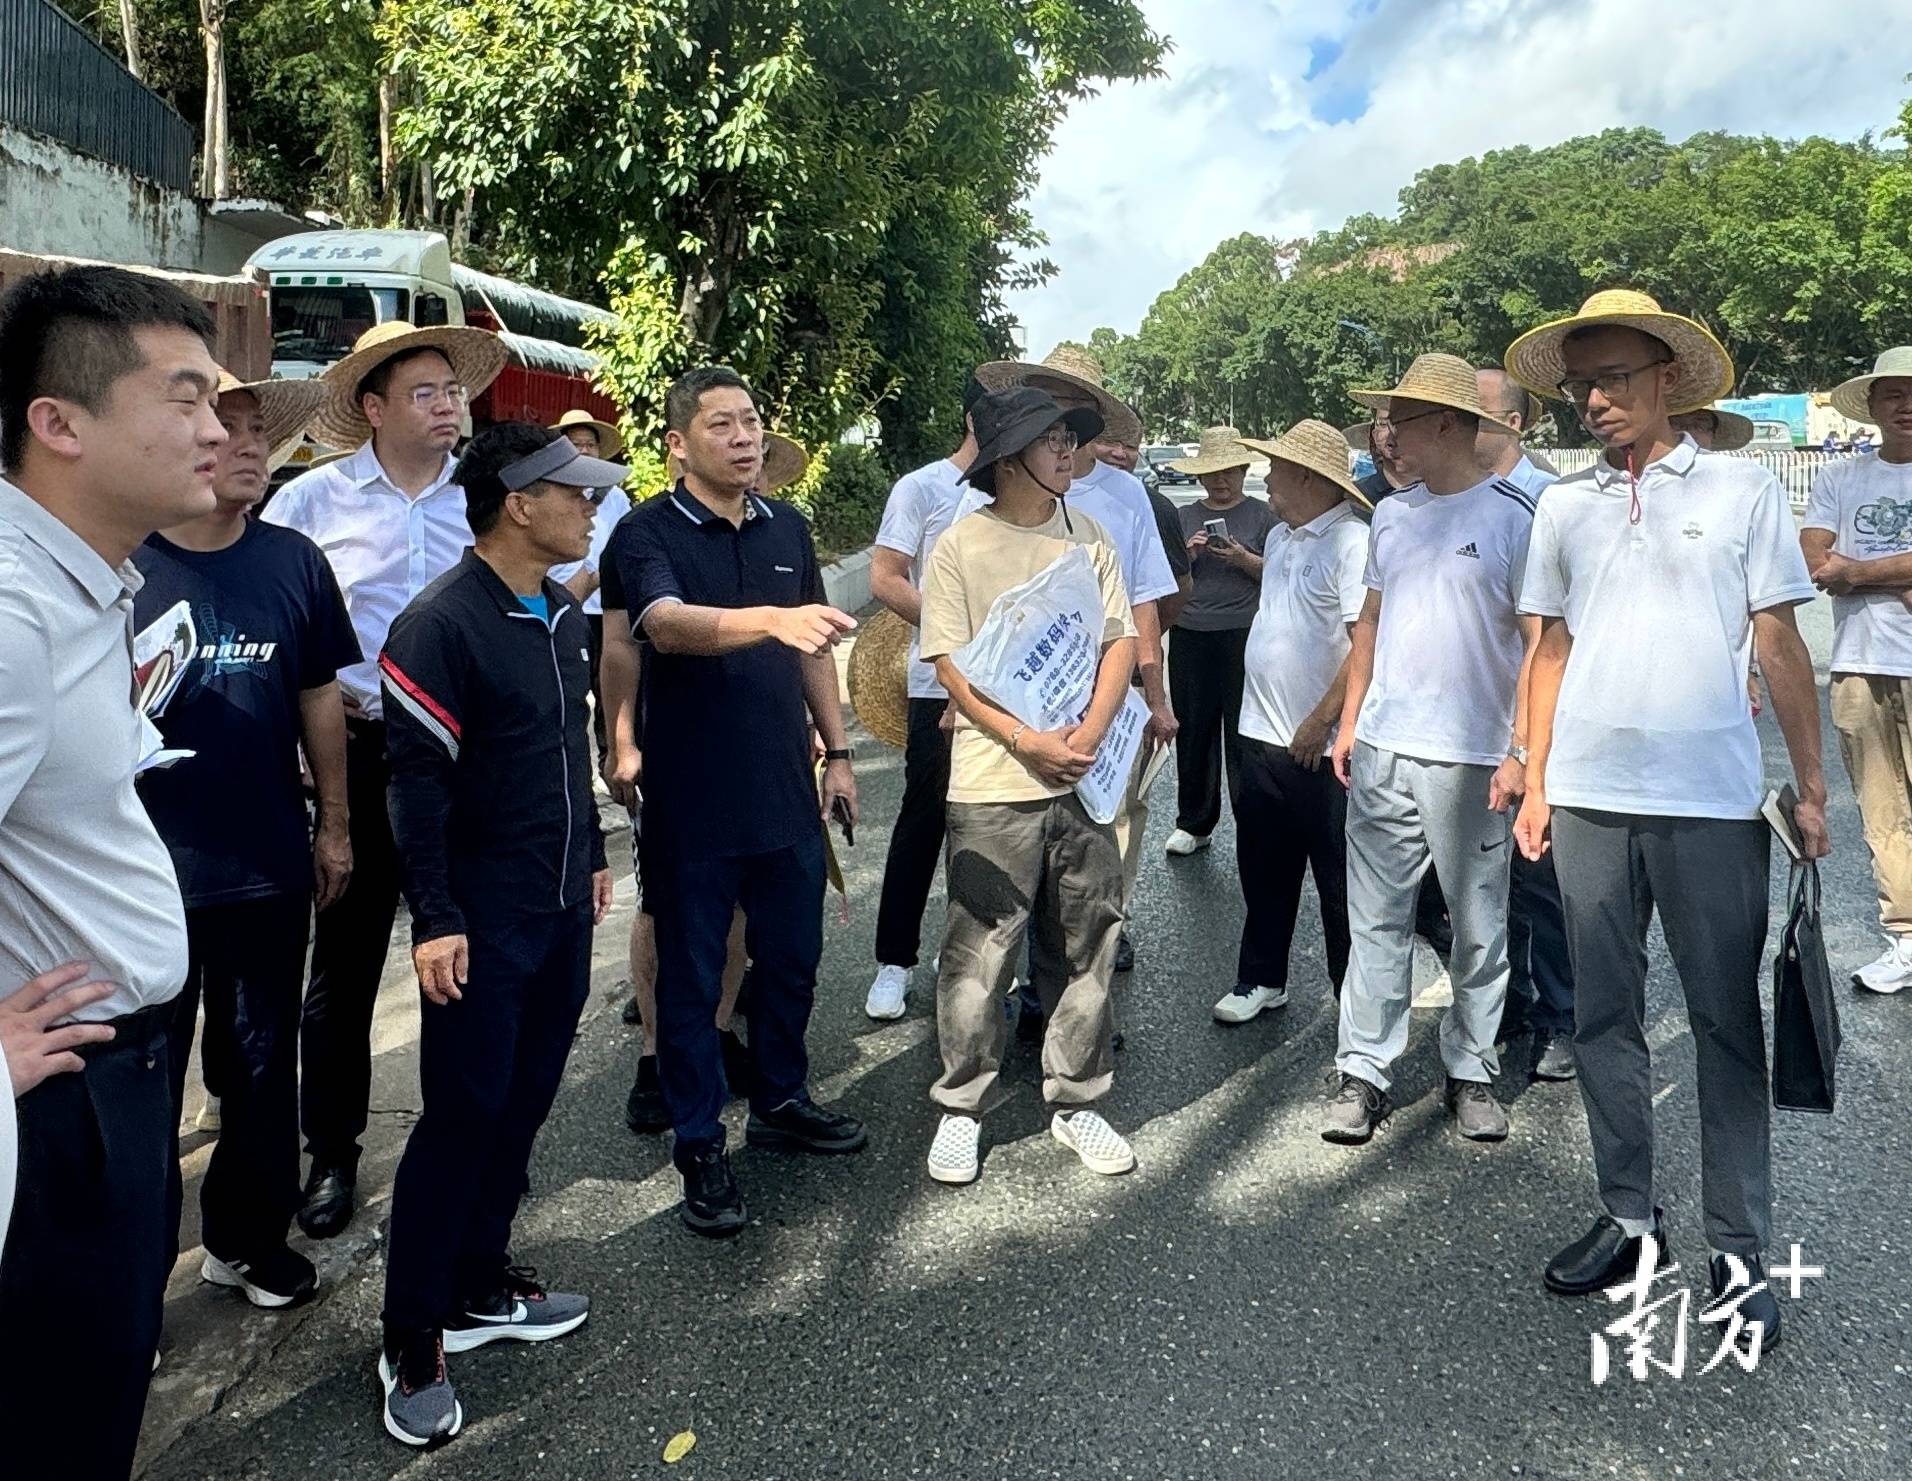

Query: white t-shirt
[1356,476,1536,767]
[1801,452,1912,677]
[955,458,1180,609]
[1521,438,1817,820]
[1240,501,1370,750]
[549,486,634,616]
[873,458,967,699]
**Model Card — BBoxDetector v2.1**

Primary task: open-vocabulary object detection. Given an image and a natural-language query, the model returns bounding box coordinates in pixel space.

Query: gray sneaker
[1446,1077,1510,1141]
[443,1267,590,1353]
[1321,1072,1389,1145]
[379,1330,462,1447]
[1531,1031,1578,1082]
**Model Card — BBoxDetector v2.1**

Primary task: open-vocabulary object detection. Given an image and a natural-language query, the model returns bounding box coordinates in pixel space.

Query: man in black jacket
[374,423,618,1448]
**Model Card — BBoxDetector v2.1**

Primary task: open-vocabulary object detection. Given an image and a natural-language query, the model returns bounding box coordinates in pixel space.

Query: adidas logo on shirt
[1455,542,1480,559]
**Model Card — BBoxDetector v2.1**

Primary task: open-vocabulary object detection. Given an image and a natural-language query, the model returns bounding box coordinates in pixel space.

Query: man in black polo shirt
[601,365,867,1238]
[374,423,617,1447]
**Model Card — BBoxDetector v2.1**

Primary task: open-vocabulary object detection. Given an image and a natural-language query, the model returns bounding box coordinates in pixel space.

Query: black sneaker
[379,1327,461,1447]
[444,1265,590,1353]
[296,1162,356,1239]
[625,1054,669,1134]
[746,1097,869,1155]
[1114,933,1136,973]
[1530,1030,1577,1082]
[719,1027,753,1101]
[679,1145,748,1237]
[1703,1253,1782,1355]
[201,1244,318,1309]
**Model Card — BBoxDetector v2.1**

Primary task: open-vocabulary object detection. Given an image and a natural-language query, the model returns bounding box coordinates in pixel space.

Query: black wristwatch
[824,747,855,762]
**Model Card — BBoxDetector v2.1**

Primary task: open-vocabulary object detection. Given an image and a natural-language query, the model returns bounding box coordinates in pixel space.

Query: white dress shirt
[262,442,470,717]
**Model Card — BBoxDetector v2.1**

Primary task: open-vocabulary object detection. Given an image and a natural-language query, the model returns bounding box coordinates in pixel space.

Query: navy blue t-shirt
[133,520,361,907]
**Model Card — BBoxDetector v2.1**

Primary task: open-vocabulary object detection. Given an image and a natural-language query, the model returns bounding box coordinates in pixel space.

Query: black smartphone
[831,794,855,847]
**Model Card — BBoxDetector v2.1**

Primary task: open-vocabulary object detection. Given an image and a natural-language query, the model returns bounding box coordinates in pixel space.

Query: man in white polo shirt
[1325,354,1540,1146]
[1802,347,1912,993]
[1216,421,1371,1025]
[1507,290,1827,1352]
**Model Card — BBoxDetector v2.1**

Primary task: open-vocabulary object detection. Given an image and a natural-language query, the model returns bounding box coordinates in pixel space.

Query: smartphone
[831,794,855,847]
[1203,516,1231,546]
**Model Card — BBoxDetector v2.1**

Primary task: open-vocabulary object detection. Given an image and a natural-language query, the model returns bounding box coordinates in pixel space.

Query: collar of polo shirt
[667,483,776,525]
[1590,434,1697,490]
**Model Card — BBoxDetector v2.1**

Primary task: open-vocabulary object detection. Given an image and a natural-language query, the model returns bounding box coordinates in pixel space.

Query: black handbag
[1772,862,1840,1113]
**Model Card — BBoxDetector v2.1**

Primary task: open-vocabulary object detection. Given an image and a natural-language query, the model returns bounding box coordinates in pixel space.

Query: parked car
[1142,443,1200,487]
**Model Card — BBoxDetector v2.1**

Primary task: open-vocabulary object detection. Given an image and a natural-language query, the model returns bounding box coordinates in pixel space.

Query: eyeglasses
[1373,409,1444,438]
[403,383,469,411]
[1038,429,1079,453]
[1556,361,1670,406]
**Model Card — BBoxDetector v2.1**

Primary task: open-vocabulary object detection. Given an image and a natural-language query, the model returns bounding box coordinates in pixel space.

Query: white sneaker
[1051,1109,1135,1176]
[1853,935,1912,994]
[1165,829,1210,857]
[864,964,909,1020]
[194,1097,222,1134]
[1212,983,1288,1024]
[926,1113,981,1184]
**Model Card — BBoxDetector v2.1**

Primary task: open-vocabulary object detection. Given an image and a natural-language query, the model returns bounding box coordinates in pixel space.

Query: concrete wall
[0,125,202,268]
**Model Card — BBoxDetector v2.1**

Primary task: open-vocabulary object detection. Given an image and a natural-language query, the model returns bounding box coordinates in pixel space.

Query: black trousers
[383,902,592,1331]
[1168,625,1249,836]
[585,613,607,753]
[873,698,952,968]
[1233,736,1350,992]
[1,1005,172,1479]
[300,719,403,1172]
[166,893,312,1260]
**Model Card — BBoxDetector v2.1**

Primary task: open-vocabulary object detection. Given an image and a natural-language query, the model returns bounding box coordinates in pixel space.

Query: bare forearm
[1757,617,1828,801]
[870,563,924,627]
[1512,617,1541,749]
[1079,638,1138,741]
[1134,600,1168,706]
[933,657,1018,747]
[600,626,640,752]
[564,567,599,604]
[298,683,349,826]
[1307,656,1351,732]
[801,651,850,750]
[646,602,776,655]
[1852,554,1912,590]
[1525,619,1571,795]
[1338,616,1377,734]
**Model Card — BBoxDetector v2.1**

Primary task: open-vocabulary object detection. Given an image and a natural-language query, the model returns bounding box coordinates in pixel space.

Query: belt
[75,1001,173,1062]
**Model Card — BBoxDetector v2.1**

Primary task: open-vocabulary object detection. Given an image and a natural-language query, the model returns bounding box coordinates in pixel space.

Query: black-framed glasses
[1557,360,1670,406]
[1038,428,1079,453]
[1373,409,1443,438]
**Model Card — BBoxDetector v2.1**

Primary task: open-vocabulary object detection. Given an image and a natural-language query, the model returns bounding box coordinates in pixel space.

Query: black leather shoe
[1114,933,1136,973]
[625,1055,669,1134]
[1544,1209,1670,1295]
[746,1097,868,1155]
[678,1146,748,1237]
[296,1164,356,1240]
[1703,1253,1782,1353]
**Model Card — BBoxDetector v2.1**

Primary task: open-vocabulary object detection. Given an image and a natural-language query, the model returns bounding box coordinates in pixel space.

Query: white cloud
[1008,0,1909,355]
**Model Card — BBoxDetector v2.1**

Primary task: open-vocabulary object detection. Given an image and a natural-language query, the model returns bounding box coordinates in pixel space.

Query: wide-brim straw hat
[1830,346,1912,424]
[215,369,327,467]
[846,607,912,749]
[974,345,1143,447]
[1504,289,1734,417]
[1168,425,1254,477]
[1341,420,1375,451]
[1349,352,1520,433]
[1676,405,1755,452]
[1240,420,1372,512]
[550,408,623,460]
[763,432,810,493]
[312,322,509,450]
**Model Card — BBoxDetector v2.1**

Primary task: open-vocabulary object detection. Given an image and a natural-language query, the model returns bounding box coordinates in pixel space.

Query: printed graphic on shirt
[1852,495,1912,555]
[1455,542,1480,559]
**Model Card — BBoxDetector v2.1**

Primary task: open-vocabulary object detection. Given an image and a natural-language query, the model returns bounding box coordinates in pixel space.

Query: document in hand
[133,599,196,719]
[947,545,1140,823]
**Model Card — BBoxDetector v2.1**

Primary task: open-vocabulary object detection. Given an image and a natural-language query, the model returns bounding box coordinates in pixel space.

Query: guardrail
[1545,447,1852,510]
[0,0,195,193]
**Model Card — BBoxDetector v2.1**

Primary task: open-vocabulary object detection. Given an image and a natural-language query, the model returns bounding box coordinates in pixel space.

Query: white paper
[136,713,194,776]
[1075,690,1150,824]
[132,599,196,719]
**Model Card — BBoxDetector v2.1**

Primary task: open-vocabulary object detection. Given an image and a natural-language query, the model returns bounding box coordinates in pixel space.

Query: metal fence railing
[1545,447,1851,511]
[0,0,195,193]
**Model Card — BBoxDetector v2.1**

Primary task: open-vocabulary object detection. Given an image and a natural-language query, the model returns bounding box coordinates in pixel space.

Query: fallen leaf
[664,1430,697,1464]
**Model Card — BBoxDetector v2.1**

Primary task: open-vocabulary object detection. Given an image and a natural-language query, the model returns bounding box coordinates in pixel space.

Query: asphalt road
[145,597,1910,1481]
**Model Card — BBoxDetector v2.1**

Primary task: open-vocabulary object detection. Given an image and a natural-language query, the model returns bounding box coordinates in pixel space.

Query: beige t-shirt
[920,501,1135,803]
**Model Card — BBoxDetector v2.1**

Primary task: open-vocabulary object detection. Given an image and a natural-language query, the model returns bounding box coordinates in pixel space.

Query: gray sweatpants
[1337,742,1511,1090]
[933,796,1123,1116]
[1551,808,1771,1257]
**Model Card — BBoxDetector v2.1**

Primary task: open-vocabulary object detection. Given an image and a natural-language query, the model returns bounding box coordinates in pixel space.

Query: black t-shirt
[133,521,361,908]
[1148,487,1193,583]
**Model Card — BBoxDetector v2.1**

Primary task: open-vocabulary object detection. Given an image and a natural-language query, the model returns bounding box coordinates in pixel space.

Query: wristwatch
[1510,745,1530,766]
[824,747,855,762]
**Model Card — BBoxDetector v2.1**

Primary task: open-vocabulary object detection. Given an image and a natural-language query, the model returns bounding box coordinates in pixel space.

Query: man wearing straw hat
[1163,426,1276,857]
[1802,347,1912,994]
[862,377,985,1021]
[1506,290,1827,1345]
[134,369,359,1309]
[1215,421,1371,1024]
[262,319,508,1238]
[1669,405,1757,451]
[1324,352,1541,1146]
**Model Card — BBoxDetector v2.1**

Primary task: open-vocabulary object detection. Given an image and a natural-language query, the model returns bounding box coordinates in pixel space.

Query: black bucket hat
[960,386,1103,493]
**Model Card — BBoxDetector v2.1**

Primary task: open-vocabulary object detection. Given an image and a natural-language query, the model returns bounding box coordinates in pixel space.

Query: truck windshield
[270,285,411,363]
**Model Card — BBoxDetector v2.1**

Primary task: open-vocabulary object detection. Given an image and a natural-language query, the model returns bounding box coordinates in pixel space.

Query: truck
[243,229,621,450]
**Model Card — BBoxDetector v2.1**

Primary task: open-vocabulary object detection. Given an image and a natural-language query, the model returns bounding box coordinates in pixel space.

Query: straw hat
[974,346,1143,446]
[1240,420,1372,512]
[215,369,327,465]
[311,322,509,450]
[1341,420,1375,451]
[846,607,912,749]
[1168,425,1255,477]
[1349,352,1520,433]
[550,408,623,460]
[763,432,810,493]
[1504,289,1734,416]
[1830,347,1912,424]
[1671,405,1755,452]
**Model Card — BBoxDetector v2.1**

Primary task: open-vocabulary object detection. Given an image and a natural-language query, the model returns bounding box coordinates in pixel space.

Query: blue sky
[1007,0,1911,355]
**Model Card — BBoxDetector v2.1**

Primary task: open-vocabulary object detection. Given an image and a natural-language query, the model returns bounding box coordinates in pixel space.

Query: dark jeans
[383,903,592,1330]
[301,719,403,1172]
[1,1005,172,1478]
[1168,625,1249,836]
[650,832,825,1162]
[873,698,951,968]
[1234,737,1350,992]
[166,893,312,1259]
[1508,850,1574,1033]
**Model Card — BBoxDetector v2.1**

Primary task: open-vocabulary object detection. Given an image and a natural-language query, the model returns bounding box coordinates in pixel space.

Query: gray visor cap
[499,436,630,491]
